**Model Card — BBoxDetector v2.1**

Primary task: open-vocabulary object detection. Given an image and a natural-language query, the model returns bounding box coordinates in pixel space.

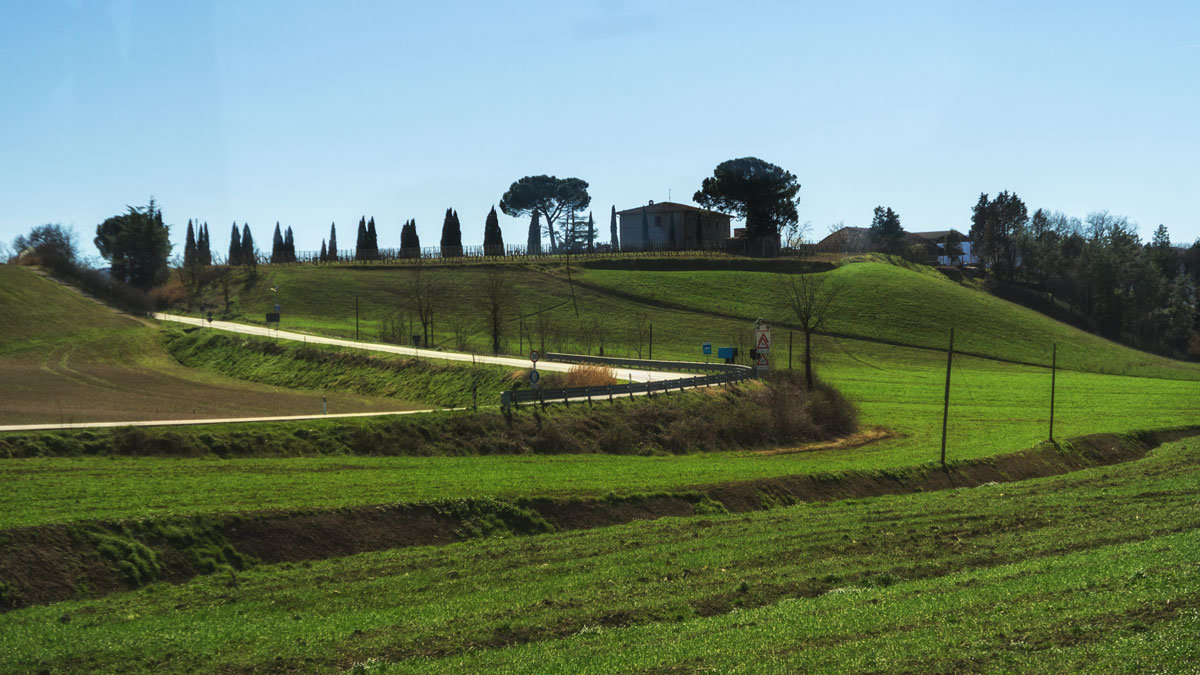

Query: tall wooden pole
[1049,343,1057,443]
[789,331,794,371]
[649,322,653,360]
[355,295,359,341]
[940,327,955,468]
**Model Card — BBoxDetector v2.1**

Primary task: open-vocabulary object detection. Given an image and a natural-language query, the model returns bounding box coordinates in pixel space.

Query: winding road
[0,314,690,432]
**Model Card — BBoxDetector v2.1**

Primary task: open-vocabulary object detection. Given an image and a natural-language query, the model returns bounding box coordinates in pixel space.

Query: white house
[616,201,732,250]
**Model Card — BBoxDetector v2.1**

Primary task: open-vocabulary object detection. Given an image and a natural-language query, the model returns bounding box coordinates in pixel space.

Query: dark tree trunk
[804,330,813,390]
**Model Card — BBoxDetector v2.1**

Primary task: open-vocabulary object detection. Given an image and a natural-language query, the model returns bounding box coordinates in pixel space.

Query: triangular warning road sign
[756,333,770,349]
[756,354,770,366]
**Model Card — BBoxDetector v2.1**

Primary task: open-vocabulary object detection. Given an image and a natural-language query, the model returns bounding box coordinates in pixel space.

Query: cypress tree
[527,211,541,255]
[355,216,366,260]
[241,224,256,268]
[199,223,212,266]
[319,239,327,262]
[409,220,421,252]
[228,223,241,265]
[328,222,339,262]
[483,205,504,256]
[271,222,284,263]
[284,226,296,262]
[441,208,462,257]
[610,206,619,251]
[587,212,595,253]
[400,219,422,257]
[366,217,378,259]
[184,220,197,267]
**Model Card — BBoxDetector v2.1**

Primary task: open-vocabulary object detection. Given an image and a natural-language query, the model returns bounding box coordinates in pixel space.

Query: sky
[2,0,1198,261]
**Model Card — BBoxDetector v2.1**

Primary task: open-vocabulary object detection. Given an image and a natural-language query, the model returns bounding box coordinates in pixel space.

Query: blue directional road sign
[529,369,540,385]
[717,347,734,359]
[702,342,712,355]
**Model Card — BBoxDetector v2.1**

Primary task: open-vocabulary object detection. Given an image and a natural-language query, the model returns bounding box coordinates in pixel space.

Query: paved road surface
[154,313,681,382]
[0,315,692,432]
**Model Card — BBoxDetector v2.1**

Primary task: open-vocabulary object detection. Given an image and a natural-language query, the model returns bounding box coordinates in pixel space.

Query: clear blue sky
[3,0,1198,260]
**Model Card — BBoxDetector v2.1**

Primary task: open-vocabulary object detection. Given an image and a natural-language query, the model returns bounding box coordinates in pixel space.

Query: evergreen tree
[587,212,596,252]
[93,199,172,289]
[610,205,619,251]
[184,220,197,268]
[366,217,378,258]
[240,224,256,269]
[328,222,339,262]
[199,223,212,266]
[441,208,463,257]
[284,226,296,262]
[483,205,504,256]
[401,219,422,257]
[527,211,541,254]
[319,239,327,262]
[356,216,367,260]
[868,206,904,254]
[228,223,241,265]
[408,219,422,251]
[271,222,284,263]
[1150,224,1175,279]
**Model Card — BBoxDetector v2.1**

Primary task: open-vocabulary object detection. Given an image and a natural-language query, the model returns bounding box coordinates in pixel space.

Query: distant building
[816,226,871,253]
[910,230,979,266]
[616,201,732,250]
[817,226,981,266]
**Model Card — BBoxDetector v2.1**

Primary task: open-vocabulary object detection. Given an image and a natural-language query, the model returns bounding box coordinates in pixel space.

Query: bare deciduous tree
[779,273,845,389]
[404,263,440,347]
[476,267,515,354]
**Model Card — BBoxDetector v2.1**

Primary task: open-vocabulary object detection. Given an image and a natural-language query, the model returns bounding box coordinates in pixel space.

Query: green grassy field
[3,436,1196,672]
[2,347,1196,529]
[4,257,1200,671]
[193,258,1200,380]
[0,266,420,424]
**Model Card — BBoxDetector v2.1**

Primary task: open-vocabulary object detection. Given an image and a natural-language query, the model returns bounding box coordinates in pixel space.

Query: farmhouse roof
[911,230,967,241]
[616,201,731,218]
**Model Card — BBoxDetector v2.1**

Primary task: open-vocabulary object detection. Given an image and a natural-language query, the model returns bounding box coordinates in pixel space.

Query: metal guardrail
[499,355,753,411]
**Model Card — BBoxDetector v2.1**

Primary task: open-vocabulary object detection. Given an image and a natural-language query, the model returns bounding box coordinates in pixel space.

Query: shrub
[562,364,616,387]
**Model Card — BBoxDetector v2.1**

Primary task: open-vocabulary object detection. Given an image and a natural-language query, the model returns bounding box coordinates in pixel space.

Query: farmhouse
[817,226,981,266]
[910,230,980,266]
[617,201,732,250]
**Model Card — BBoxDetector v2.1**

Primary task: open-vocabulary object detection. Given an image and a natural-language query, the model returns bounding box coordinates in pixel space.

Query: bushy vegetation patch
[0,376,856,459]
[162,326,530,408]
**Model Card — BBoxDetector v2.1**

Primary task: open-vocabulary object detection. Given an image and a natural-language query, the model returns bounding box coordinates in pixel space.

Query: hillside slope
[190,259,1200,381]
[0,266,412,424]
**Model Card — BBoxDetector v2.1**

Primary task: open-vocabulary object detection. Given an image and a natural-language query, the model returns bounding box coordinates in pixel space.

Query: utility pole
[1049,343,1057,443]
[355,295,359,341]
[649,322,653,360]
[940,327,954,468]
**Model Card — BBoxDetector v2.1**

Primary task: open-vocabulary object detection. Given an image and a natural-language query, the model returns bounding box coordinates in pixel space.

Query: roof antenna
[668,188,673,202]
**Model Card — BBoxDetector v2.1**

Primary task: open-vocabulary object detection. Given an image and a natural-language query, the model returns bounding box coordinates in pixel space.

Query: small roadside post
[754,321,771,378]
[941,327,955,468]
[322,394,327,415]
[1049,343,1057,443]
[529,349,540,394]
